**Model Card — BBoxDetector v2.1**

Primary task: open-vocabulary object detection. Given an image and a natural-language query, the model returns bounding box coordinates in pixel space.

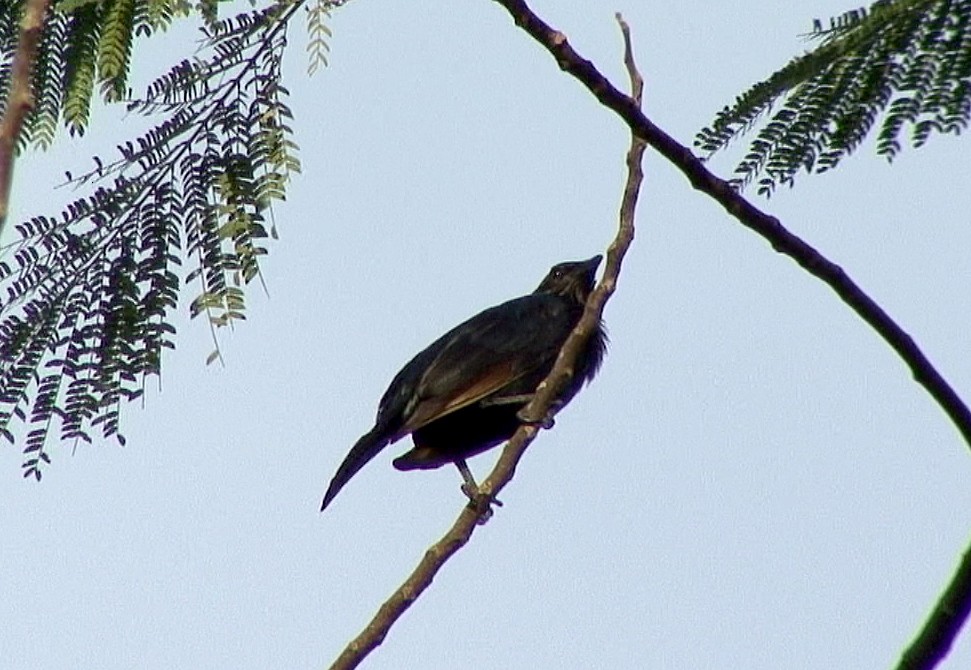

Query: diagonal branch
[491,0,971,453]
[326,15,645,670]
[489,1,971,668]
[0,0,51,236]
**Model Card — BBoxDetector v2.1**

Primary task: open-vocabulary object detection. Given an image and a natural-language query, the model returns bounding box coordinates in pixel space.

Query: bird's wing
[400,294,575,433]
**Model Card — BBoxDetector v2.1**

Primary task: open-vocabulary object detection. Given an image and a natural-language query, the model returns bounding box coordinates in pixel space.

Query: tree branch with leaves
[0,0,314,476]
[2,0,971,668]
[492,1,971,669]
[696,0,971,194]
[493,0,971,453]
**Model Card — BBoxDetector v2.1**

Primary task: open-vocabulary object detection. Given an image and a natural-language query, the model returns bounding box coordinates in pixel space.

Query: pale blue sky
[3,1,971,668]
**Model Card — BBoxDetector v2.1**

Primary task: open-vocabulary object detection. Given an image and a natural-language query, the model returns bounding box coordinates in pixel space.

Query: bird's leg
[457,460,502,505]
[455,459,502,524]
[480,394,559,430]
[480,393,534,407]
[456,459,479,498]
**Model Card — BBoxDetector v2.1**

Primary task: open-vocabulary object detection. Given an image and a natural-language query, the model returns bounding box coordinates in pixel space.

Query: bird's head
[535,255,602,304]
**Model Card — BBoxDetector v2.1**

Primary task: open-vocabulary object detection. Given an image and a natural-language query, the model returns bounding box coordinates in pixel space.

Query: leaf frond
[696,0,970,192]
[0,0,331,475]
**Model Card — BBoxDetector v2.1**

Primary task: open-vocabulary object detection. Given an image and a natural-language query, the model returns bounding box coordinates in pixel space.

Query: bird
[320,255,607,512]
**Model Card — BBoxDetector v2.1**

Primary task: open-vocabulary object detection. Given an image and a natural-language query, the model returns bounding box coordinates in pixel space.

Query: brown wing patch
[401,362,519,433]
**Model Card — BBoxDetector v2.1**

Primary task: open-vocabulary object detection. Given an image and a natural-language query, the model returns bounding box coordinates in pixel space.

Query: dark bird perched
[320,256,607,512]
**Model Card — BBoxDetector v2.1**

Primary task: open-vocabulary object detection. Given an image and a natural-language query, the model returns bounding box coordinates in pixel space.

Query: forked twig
[326,15,646,670]
[489,2,971,668]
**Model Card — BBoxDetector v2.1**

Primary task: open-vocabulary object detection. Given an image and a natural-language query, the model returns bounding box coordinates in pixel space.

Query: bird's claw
[460,482,502,525]
[516,405,557,430]
[460,482,503,507]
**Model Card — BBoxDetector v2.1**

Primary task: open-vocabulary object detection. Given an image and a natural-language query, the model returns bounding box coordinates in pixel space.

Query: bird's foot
[460,480,504,506]
[482,395,560,430]
[515,401,561,430]
[463,486,502,525]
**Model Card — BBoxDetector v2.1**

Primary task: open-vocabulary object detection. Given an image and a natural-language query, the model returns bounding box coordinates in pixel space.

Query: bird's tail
[320,426,389,511]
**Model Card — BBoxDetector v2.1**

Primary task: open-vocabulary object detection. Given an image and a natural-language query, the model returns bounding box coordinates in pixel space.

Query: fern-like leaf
[696,0,971,193]
[0,0,319,476]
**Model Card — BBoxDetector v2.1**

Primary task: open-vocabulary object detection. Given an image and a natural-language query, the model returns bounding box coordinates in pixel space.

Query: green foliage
[0,0,198,145]
[0,0,336,478]
[696,0,971,195]
[61,2,104,135]
[97,0,137,101]
[306,0,332,74]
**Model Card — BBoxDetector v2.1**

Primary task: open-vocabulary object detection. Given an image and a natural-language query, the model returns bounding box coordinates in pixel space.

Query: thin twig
[0,0,51,236]
[327,16,646,670]
[492,0,971,453]
[490,1,971,668]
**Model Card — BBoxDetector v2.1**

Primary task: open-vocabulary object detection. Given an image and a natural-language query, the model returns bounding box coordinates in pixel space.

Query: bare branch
[327,16,646,670]
[490,1,971,667]
[0,0,51,236]
[491,0,971,457]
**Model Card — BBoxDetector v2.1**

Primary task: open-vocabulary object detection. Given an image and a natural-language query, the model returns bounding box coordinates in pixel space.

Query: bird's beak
[583,255,603,276]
